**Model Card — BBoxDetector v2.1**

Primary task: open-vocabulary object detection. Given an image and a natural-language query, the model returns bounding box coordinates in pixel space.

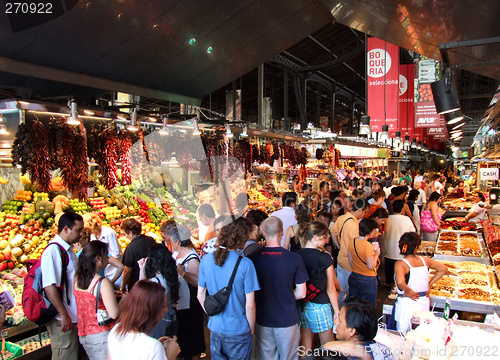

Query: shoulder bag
[94,277,114,326]
[204,256,242,316]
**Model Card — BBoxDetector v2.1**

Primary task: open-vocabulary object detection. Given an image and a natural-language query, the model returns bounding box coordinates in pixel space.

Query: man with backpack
[41,212,84,359]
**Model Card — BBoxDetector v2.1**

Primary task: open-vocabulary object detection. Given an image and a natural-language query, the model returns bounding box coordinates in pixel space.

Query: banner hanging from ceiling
[414,59,440,128]
[399,64,415,139]
[367,37,399,133]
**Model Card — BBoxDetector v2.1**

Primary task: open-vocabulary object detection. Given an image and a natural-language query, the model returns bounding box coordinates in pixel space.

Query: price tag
[154,198,161,208]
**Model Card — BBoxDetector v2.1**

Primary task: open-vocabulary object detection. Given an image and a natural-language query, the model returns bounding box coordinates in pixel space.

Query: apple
[3,251,11,261]
[0,254,4,262]
[7,261,14,269]
[0,263,6,271]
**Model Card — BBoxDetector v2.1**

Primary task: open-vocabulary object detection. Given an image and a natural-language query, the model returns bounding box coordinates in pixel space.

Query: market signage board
[335,144,378,158]
[480,168,499,181]
[399,64,415,139]
[367,38,399,133]
[414,59,440,128]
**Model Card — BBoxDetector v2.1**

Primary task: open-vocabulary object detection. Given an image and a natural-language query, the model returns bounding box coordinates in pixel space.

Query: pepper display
[28,121,51,193]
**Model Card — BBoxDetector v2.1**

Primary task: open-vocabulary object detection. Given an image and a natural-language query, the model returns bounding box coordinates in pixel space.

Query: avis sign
[480,168,499,181]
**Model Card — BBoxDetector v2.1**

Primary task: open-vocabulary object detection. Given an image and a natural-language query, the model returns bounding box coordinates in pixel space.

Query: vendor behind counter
[464,191,491,223]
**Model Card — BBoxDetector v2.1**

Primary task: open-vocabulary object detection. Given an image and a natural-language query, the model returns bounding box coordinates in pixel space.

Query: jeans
[210,331,253,360]
[348,272,377,310]
[254,323,300,360]
[336,266,351,309]
[79,331,109,360]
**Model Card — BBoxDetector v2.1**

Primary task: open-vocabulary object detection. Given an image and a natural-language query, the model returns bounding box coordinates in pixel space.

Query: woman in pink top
[74,241,124,360]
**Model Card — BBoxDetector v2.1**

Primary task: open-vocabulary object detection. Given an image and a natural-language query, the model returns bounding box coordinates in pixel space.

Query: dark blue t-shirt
[249,247,309,327]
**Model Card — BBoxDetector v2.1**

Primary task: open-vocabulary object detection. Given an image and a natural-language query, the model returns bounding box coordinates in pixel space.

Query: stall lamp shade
[452,122,465,130]
[0,124,7,135]
[193,119,201,136]
[127,110,139,131]
[241,125,249,137]
[358,115,372,135]
[379,124,390,142]
[225,124,233,138]
[66,102,80,125]
[411,138,417,148]
[431,75,460,115]
[393,131,402,145]
[159,116,169,135]
[403,135,411,148]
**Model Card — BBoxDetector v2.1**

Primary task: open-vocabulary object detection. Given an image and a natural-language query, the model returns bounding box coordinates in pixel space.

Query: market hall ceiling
[0,0,498,107]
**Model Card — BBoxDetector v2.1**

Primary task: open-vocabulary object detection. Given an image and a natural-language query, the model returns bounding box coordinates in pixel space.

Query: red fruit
[28,219,35,226]
[0,263,6,271]
[3,251,11,261]
[0,254,4,262]
[7,261,14,269]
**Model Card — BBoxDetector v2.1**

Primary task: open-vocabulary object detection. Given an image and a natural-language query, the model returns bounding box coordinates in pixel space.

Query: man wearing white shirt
[384,200,416,286]
[413,181,427,212]
[41,212,84,360]
[270,192,298,247]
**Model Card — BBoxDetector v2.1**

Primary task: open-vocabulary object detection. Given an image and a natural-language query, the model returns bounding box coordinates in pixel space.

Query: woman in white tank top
[393,232,447,333]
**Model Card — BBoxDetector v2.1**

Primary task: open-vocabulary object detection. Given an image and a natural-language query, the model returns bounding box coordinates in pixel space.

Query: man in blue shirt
[249,217,309,360]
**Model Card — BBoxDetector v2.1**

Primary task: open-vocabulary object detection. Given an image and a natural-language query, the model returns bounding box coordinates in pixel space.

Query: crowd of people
[37,167,487,360]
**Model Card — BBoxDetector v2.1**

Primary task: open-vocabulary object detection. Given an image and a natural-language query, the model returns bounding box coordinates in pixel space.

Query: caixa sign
[480,168,499,181]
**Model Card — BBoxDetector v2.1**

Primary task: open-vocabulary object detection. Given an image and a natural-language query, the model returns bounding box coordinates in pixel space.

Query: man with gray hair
[248,216,309,360]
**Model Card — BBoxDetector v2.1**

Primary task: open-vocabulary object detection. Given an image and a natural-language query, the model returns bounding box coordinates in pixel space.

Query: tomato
[7,261,14,269]
[0,262,6,271]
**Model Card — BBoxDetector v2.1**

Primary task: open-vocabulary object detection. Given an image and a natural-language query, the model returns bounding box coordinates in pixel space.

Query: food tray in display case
[430,296,499,314]
[434,231,491,264]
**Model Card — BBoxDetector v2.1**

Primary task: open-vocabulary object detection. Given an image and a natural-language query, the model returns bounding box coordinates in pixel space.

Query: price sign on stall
[480,168,499,181]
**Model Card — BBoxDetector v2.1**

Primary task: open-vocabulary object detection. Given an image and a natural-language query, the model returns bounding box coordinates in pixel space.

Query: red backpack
[22,243,69,325]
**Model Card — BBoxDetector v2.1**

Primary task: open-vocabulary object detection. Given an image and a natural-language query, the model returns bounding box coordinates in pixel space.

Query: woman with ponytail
[283,204,311,252]
[392,232,447,333]
[74,241,123,360]
[197,216,260,360]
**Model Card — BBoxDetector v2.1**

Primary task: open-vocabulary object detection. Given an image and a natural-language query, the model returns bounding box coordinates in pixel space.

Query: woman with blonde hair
[83,213,123,284]
[296,221,340,353]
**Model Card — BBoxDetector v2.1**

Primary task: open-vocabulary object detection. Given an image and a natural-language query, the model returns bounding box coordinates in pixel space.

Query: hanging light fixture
[445,110,464,125]
[411,138,417,148]
[193,119,201,136]
[452,122,465,130]
[417,141,422,150]
[403,135,411,148]
[431,69,460,115]
[358,115,372,135]
[225,123,233,138]
[0,124,7,135]
[240,125,249,138]
[66,101,80,125]
[379,124,390,143]
[393,131,402,146]
[159,116,169,136]
[127,109,139,132]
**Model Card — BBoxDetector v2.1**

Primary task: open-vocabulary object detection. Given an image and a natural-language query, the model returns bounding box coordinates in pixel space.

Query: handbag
[420,210,438,233]
[204,256,242,316]
[94,277,114,326]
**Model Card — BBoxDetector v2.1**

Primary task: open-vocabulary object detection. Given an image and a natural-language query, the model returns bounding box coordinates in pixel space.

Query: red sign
[367,38,400,133]
[399,64,415,139]
[414,102,440,127]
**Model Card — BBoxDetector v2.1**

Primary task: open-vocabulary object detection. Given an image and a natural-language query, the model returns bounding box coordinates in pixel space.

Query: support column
[284,69,290,131]
[258,64,264,126]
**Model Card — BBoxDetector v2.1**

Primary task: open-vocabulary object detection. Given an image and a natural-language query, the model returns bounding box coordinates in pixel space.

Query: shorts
[299,302,333,333]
